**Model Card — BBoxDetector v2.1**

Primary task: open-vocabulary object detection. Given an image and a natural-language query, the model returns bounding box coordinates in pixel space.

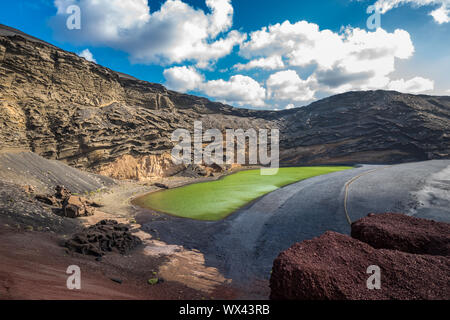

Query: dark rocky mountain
[277,90,450,164]
[1,24,449,180]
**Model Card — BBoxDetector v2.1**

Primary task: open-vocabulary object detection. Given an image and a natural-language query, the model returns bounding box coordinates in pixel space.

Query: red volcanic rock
[352,213,450,256]
[270,231,450,300]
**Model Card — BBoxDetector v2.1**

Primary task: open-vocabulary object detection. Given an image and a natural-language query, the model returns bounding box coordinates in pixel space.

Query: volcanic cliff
[1,24,449,180]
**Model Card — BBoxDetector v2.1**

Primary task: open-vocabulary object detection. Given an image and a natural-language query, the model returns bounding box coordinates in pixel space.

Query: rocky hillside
[1,24,449,179]
[0,24,276,179]
[277,91,450,164]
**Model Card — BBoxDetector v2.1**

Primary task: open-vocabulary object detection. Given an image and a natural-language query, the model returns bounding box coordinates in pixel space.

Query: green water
[134,166,352,221]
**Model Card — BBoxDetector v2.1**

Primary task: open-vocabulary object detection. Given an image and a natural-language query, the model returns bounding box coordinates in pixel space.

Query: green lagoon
[134,166,351,221]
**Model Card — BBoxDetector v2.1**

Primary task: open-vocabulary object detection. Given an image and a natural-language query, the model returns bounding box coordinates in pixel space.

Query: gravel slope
[0,151,115,193]
[0,151,115,232]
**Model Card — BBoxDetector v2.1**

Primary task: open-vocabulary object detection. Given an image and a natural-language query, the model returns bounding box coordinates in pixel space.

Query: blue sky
[0,0,449,109]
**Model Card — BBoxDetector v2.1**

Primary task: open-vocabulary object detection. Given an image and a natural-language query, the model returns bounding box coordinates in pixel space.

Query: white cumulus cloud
[374,0,450,24]
[201,75,267,107]
[52,0,245,67]
[238,20,422,96]
[234,56,285,71]
[266,70,316,102]
[164,67,266,107]
[77,48,96,63]
[388,76,434,93]
[53,1,441,109]
[285,103,296,110]
[163,66,204,92]
[163,19,435,108]
[430,3,450,23]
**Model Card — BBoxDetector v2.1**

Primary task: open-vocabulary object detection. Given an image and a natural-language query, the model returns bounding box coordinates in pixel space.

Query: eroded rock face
[1,25,450,179]
[351,213,450,256]
[270,231,450,300]
[96,153,185,180]
[0,29,274,179]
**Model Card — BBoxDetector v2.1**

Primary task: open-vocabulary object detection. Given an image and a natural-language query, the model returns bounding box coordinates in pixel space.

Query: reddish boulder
[62,195,95,218]
[352,213,450,256]
[270,231,450,300]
